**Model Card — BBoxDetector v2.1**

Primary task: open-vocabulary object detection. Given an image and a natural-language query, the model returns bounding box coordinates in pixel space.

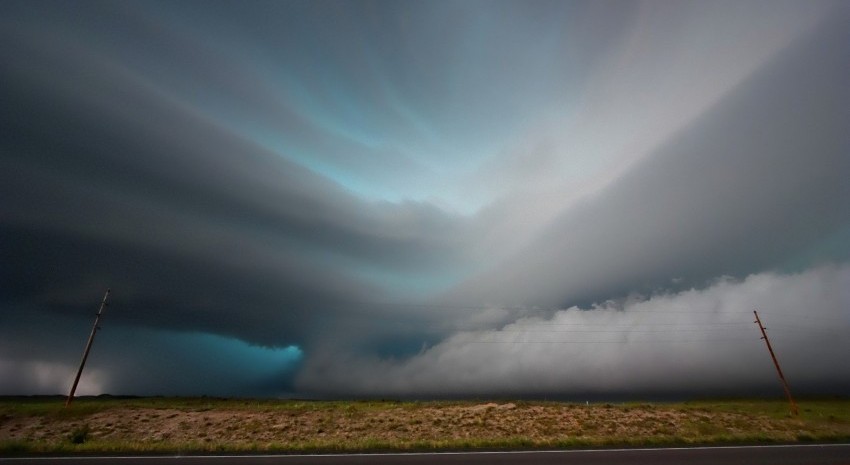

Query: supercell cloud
[299,265,850,397]
[1,0,848,397]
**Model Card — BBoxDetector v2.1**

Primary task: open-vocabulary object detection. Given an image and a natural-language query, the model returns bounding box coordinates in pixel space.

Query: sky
[1,0,848,399]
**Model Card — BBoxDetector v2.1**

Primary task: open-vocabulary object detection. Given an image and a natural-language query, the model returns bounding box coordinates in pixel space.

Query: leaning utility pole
[66,289,110,407]
[753,310,798,416]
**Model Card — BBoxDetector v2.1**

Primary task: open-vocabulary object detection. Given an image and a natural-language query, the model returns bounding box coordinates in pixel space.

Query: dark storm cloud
[0,1,470,352]
[297,4,850,396]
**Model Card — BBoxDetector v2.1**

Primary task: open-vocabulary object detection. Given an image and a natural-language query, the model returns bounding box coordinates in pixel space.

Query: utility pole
[66,289,110,407]
[753,310,798,416]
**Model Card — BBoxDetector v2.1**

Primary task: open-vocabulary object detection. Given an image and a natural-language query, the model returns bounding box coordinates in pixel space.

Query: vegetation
[1,396,849,455]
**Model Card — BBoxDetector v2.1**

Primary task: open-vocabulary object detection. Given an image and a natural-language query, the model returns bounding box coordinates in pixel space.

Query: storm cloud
[447,8,850,310]
[297,265,850,398]
[1,0,848,397]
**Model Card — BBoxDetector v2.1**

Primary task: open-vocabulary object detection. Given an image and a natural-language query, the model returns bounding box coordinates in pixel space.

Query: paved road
[3,444,850,464]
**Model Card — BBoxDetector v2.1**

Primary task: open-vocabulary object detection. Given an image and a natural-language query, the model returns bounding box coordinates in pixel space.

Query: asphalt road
[2,444,850,465]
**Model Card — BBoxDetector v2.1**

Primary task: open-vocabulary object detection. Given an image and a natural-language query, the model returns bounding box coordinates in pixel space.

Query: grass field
[2,396,849,455]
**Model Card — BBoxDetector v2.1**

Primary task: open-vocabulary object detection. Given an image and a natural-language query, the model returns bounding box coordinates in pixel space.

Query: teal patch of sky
[153,332,303,396]
[186,332,303,372]
[209,7,538,207]
[250,71,436,203]
[359,49,444,155]
[94,324,303,396]
[159,1,579,212]
[303,11,526,176]
[238,122,414,204]
[163,69,404,203]
[277,71,387,152]
[236,76,490,210]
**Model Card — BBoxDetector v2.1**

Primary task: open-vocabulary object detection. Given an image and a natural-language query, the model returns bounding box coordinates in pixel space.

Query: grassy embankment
[1,396,849,455]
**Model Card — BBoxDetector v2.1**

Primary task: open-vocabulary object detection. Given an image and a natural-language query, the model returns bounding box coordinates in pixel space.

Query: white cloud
[0,359,108,396]
[297,264,850,397]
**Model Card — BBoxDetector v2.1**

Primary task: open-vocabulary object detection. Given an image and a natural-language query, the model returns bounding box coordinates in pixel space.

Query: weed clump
[69,424,89,444]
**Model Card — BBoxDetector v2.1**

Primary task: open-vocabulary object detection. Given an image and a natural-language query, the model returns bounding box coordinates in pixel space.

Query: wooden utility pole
[753,310,798,416]
[66,289,110,407]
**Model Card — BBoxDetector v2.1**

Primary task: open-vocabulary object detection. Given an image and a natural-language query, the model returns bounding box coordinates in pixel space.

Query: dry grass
[2,397,849,455]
